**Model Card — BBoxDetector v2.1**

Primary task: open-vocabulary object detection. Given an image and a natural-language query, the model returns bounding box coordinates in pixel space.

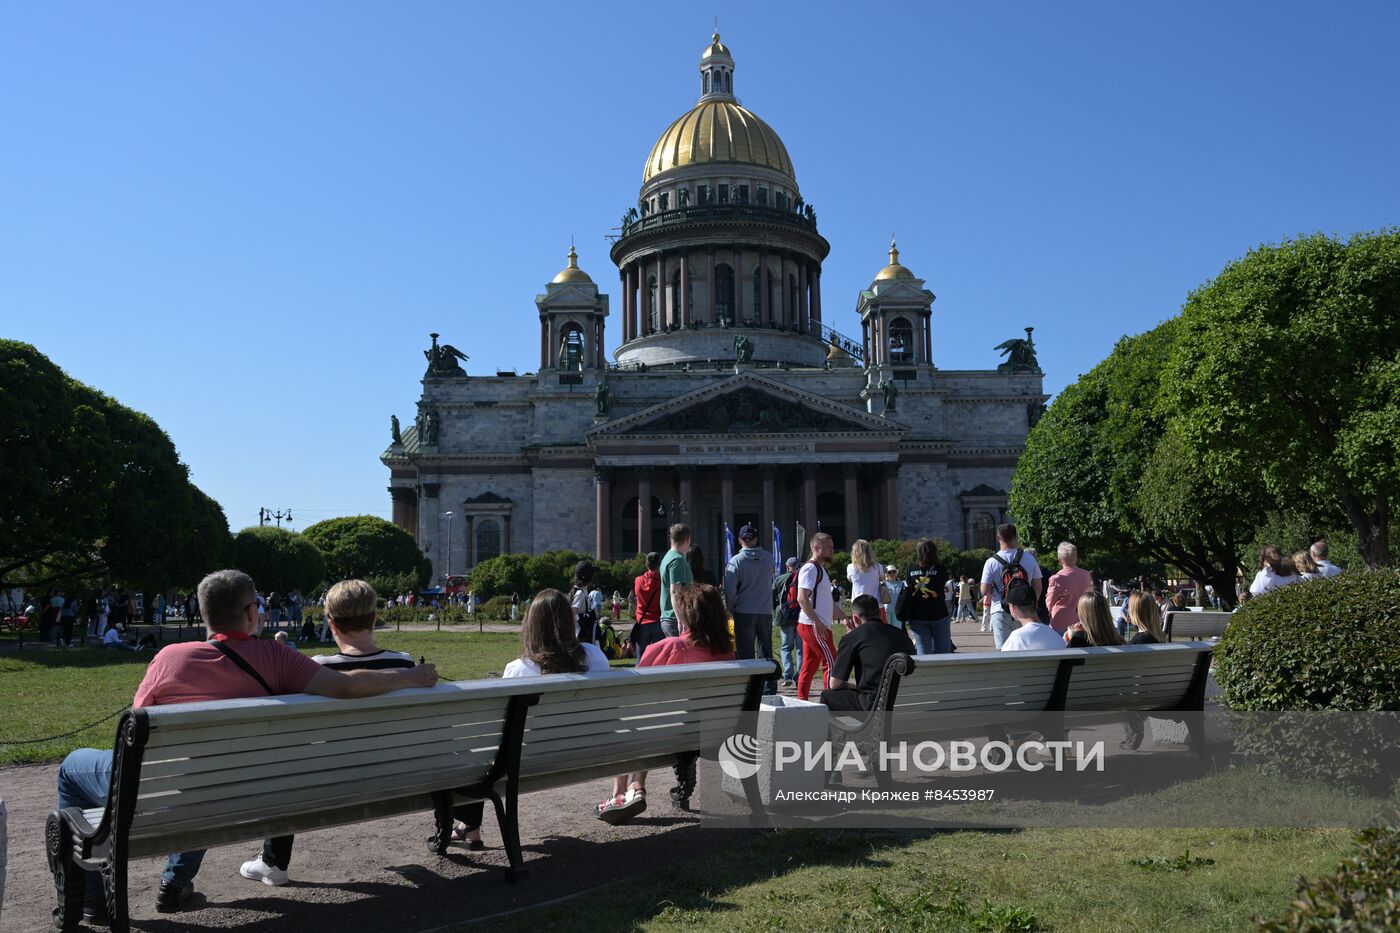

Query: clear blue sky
[4,2,1397,533]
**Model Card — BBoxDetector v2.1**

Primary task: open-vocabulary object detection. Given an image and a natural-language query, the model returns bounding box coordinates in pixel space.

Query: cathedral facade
[383,35,1046,580]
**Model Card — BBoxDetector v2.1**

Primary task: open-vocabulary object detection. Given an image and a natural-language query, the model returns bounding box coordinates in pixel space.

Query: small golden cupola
[551,244,594,284]
[874,237,916,281]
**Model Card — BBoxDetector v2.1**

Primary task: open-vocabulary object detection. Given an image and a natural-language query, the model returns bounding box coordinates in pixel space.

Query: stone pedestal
[721,695,829,805]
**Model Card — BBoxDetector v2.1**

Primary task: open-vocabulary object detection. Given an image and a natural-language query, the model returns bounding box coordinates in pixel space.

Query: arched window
[475,519,502,565]
[788,274,798,326]
[971,512,996,551]
[703,72,710,94]
[559,323,584,370]
[752,266,762,320]
[714,263,734,325]
[648,276,659,331]
[888,317,914,363]
[670,269,681,326]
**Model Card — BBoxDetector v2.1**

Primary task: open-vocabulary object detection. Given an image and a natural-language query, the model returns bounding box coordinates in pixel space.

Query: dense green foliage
[1214,571,1400,789]
[231,526,326,595]
[1011,321,1266,606]
[1259,823,1400,932]
[469,549,647,601]
[0,339,231,592]
[1166,230,1400,567]
[301,515,431,593]
[1215,571,1400,711]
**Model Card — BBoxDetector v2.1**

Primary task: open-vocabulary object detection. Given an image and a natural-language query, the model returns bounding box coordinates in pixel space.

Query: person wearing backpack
[771,557,802,685]
[569,561,600,645]
[895,538,952,654]
[980,523,1043,649]
[795,533,847,701]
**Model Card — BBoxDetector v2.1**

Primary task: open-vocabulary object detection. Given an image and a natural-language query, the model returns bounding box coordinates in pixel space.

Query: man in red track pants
[795,532,847,700]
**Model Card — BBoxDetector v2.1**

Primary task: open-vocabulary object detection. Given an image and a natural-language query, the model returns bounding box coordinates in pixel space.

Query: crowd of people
[40,524,1350,920]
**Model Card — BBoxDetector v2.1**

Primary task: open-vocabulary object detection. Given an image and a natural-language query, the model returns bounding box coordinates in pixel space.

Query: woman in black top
[1065,591,1124,647]
[895,539,952,654]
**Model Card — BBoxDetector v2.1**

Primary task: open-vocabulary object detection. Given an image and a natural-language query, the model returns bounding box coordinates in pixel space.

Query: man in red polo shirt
[55,569,438,922]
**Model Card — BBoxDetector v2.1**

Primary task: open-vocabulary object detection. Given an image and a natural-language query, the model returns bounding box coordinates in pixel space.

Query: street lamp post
[444,511,455,584]
[259,507,293,528]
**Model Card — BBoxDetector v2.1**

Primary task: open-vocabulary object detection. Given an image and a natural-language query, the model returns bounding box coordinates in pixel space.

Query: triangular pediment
[588,371,906,439]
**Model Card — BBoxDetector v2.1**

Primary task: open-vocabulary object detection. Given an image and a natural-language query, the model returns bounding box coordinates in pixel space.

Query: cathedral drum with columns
[383,35,1047,580]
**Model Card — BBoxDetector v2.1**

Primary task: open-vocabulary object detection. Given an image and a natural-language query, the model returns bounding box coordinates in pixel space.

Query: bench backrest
[1164,610,1232,642]
[895,653,1076,713]
[118,660,771,856]
[1061,642,1213,711]
[126,681,539,856]
[516,660,771,792]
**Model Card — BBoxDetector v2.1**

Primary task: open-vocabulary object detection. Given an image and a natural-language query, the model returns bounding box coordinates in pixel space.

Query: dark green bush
[1214,570,1400,791]
[480,595,514,618]
[1258,822,1400,932]
[1215,570,1400,711]
[468,553,531,600]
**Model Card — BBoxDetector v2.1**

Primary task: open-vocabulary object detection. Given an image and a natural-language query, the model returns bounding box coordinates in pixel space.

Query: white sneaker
[239,856,288,886]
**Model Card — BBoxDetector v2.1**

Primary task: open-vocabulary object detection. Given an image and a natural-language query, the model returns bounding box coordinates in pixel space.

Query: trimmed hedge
[1214,570,1400,791]
[1214,570,1400,711]
[1258,822,1400,931]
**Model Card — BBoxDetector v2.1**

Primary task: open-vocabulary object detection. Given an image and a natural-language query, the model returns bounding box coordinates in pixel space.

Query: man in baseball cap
[723,524,777,692]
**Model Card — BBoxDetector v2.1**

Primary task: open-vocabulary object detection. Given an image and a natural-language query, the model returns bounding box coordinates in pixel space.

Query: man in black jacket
[821,595,914,711]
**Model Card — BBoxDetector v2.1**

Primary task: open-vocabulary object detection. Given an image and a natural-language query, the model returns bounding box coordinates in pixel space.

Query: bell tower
[537,245,609,371]
[857,237,935,380]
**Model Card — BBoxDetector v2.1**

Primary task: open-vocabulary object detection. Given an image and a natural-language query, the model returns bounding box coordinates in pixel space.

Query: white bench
[46,660,773,933]
[1164,610,1232,642]
[831,644,1213,787]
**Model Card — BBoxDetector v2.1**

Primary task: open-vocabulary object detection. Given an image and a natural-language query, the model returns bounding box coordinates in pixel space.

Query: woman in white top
[454,589,610,845]
[1249,545,1301,596]
[846,539,881,601]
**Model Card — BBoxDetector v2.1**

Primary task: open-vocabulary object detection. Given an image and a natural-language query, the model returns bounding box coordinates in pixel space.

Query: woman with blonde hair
[1125,591,1165,644]
[846,539,880,601]
[1065,591,1124,647]
[1292,550,1319,581]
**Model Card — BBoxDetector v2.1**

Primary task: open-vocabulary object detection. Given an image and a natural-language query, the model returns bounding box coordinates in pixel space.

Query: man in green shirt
[658,523,693,637]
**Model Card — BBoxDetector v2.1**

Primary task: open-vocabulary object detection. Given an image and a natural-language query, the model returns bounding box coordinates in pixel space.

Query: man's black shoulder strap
[210,640,275,695]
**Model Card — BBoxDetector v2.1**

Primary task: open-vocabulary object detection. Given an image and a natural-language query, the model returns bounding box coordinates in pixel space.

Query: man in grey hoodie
[723,524,777,693]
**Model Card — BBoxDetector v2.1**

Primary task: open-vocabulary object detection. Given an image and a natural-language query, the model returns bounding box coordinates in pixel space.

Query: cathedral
[383,34,1046,579]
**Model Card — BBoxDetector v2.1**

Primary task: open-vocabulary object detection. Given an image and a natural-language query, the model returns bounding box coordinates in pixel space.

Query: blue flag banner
[772,523,783,572]
[724,523,736,566]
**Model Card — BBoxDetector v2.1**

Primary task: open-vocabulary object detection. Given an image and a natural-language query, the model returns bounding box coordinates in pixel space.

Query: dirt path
[1,760,748,932]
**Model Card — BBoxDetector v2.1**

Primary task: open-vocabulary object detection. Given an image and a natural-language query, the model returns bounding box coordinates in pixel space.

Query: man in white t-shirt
[1310,539,1343,578]
[1000,583,1063,652]
[980,523,1044,649]
[795,532,846,701]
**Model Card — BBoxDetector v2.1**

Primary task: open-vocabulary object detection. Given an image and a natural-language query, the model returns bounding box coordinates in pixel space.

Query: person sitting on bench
[54,569,438,922]
[240,579,419,886]
[820,594,915,711]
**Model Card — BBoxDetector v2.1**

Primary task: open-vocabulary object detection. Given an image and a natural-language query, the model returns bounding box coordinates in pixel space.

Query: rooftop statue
[391,414,402,445]
[995,327,1041,373]
[595,380,610,416]
[879,377,898,414]
[424,332,468,376]
[734,333,754,363]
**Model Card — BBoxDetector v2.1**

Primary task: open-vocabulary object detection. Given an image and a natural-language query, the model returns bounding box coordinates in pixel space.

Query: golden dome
[644,99,795,183]
[550,245,593,284]
[702,32,730,59]
[874,237,916,281]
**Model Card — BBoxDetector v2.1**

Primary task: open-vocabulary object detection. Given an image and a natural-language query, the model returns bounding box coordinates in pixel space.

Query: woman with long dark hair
[895,539,952,653]
[452,589,610,847]
[594,583,736,825]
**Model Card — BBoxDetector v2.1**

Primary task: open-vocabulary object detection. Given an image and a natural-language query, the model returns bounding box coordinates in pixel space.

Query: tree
[0,340,231,592]
[1011,321,1269,606]
[301,515,431,591]
[232,526,325,595]
[1165,230,1400,567]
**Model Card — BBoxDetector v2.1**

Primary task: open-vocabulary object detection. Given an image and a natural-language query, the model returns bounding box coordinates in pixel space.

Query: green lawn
[467,824,1353,932]
[0,629,529,765]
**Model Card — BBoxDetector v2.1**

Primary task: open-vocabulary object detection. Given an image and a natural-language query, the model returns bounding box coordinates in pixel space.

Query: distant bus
[445,575,468,596]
